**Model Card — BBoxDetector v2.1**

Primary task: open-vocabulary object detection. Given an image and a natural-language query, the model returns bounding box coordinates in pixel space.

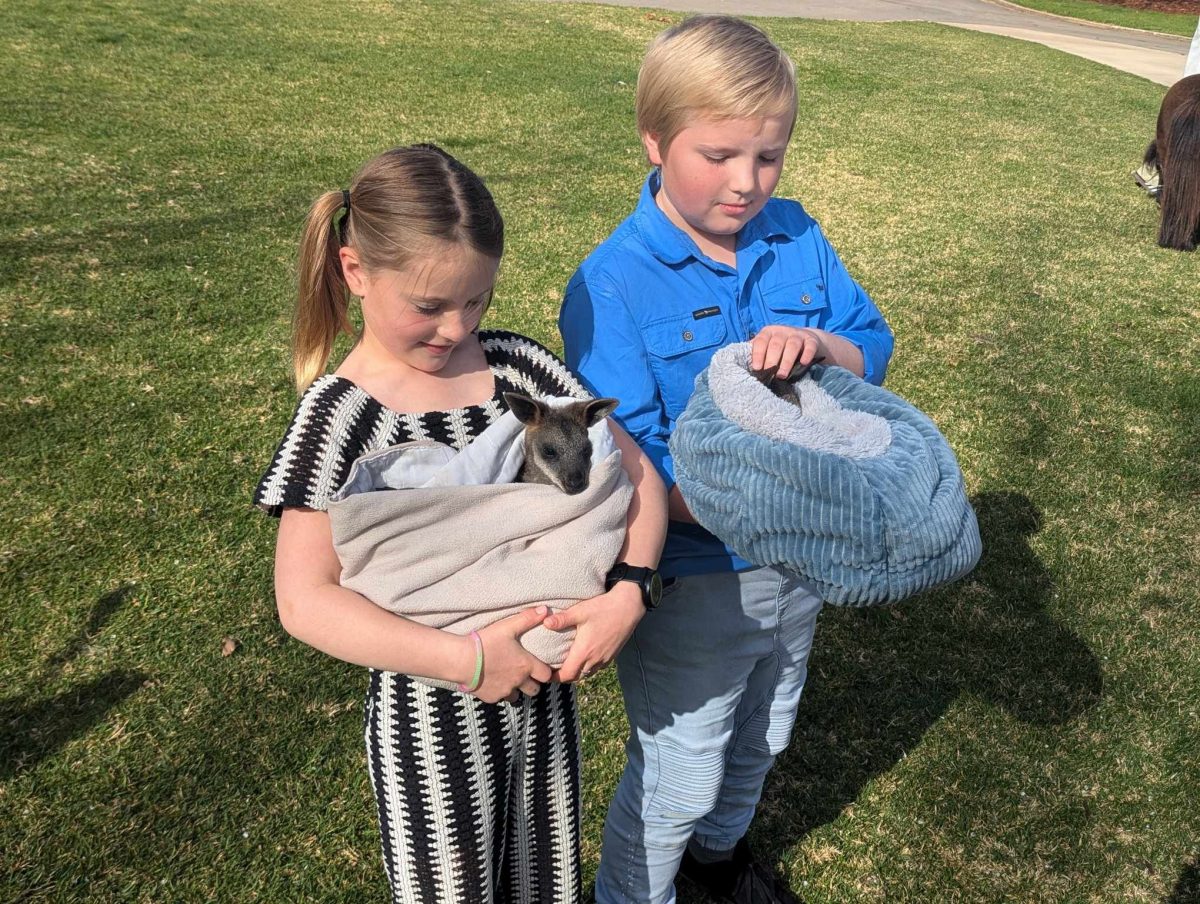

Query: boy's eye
[759,155,780,163]
[704,155,727,163]
[414,305,440,316]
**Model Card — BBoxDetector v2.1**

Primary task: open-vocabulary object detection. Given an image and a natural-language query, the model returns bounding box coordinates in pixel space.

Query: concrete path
[543,0,1192,85]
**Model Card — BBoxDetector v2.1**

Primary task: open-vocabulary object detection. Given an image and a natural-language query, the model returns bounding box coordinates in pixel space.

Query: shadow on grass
[13,635,385,900]
[0,585,147,780]
[741,491,1104,876]
[1168,853,1200,904]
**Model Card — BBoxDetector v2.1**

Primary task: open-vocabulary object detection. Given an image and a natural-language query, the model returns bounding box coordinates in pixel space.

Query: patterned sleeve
[253,376,376,517]
[481,330,592,401]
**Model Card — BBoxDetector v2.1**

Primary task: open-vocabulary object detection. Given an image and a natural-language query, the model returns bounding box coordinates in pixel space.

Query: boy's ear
[641,131,665,168]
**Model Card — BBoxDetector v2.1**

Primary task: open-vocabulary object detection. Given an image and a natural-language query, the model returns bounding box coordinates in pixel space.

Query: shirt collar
[633,170,696,265]
[633,169,791,267]
[739,196,790,249]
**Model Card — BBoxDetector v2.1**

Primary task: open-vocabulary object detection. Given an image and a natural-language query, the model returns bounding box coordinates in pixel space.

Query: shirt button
[801,294,812,304]
[682,330,694,341]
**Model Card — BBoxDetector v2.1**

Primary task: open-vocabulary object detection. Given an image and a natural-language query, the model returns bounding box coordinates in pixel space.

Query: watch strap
[605,563,662,609]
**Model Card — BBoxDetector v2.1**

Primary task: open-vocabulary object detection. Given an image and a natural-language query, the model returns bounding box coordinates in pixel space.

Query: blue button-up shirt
[560,170,894,577]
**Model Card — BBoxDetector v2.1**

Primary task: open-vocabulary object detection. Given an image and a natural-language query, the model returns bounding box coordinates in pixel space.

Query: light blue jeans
[594,566,824,904]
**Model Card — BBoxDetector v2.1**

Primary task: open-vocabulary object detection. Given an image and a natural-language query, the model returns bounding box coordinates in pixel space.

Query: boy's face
[642,113,792,257]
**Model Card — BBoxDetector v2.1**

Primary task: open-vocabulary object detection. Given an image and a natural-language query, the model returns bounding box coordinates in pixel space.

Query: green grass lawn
[2,0,1198,901]
[1001,0,1198,37]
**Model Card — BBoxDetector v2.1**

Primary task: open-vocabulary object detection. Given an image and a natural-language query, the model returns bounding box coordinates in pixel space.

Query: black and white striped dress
[255,330,590,904]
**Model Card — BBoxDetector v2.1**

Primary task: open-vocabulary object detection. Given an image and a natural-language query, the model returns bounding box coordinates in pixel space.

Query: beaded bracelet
[457,630,484,693]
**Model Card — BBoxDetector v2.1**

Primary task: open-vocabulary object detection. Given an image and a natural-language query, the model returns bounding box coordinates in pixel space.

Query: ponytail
[288,145,504,393]
[293,191,354,392]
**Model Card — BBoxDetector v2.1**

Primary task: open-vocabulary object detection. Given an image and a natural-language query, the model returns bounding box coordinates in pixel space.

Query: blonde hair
[292,144,504,392]
[636,15,797,155]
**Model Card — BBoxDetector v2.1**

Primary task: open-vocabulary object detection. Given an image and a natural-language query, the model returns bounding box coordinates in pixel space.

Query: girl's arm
[544,420,669,682]
[667,484,699,524]
[275,508,554,702]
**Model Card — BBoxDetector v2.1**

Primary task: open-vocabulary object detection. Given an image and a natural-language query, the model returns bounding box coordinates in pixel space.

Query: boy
[559,15,893,904]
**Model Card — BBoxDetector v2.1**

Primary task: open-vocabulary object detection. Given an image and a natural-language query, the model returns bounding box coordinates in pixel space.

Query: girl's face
[341,241,500,374]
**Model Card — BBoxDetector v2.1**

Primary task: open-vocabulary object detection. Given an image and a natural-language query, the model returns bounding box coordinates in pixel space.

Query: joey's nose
[563,471,587,495]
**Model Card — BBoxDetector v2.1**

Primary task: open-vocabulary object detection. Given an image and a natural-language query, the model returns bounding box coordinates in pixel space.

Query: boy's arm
[812,221,894,385]
[559,274,678,493]
[750,324,865,381]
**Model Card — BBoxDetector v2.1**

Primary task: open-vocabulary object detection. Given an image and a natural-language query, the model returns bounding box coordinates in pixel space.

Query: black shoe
[678,838,803,904]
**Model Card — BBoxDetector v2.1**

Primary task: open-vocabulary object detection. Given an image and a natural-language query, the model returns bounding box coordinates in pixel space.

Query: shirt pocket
[761,277,829,328]
[643,312,728,414]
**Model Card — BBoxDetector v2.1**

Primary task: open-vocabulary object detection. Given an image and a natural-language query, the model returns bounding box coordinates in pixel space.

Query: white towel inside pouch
[706,343,892,460]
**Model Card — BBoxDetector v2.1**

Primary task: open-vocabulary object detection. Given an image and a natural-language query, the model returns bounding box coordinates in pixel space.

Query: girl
[255,144,667,904]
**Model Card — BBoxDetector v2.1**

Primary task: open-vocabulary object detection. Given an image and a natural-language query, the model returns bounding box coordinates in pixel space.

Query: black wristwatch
[605,562,663,610]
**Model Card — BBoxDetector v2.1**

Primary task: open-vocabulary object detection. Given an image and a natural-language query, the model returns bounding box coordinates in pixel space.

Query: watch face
[647,571,663,606]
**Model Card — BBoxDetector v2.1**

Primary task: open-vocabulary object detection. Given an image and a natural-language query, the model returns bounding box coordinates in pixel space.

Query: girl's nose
[439,309,474,341]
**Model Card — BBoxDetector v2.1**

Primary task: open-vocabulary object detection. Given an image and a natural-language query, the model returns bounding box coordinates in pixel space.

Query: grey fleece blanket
[327,402,633,688]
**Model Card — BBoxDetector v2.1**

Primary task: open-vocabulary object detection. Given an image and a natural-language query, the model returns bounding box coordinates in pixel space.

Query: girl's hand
[471,607,555,704]
[750,325,828,380]
[545,583,644,683]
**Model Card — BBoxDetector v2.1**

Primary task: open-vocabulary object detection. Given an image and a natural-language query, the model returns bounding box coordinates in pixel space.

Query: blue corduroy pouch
[669,343,981,606]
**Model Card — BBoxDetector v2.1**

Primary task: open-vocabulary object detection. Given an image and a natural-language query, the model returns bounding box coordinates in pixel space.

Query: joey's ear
[786,354,827,382]
[503,392,546,426]
[583,397,619,427]
[641,132,665,168]
[339,246,367,296]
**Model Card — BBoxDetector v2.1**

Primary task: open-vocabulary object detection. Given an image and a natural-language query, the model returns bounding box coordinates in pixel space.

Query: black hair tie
[336,189,352,245]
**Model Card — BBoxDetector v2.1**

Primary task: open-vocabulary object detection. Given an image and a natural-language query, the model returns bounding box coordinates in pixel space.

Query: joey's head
[504,393,619,494]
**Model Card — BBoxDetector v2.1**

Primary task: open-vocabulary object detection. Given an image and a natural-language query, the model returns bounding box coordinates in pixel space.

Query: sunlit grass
[1001,0,1198,36]
[2,1,1197,901]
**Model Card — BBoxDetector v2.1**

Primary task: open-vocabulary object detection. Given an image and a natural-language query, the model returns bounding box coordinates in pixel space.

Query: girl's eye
[466,296,486,309]
[705,155,727,164]
[760,155,779,163]
[414,305,440,316]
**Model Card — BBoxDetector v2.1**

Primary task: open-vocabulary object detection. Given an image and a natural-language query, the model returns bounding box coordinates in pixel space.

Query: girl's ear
[641,131,665,168]
[339,246,367,296]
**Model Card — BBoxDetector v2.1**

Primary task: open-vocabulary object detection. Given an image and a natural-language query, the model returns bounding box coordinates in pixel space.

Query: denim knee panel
[647,738,727,819]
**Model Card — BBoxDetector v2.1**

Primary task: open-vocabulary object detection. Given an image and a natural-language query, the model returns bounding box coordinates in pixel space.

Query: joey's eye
[540,444,558,460]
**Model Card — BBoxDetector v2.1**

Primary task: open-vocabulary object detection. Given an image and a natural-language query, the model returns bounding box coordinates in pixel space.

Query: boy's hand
[472,607,555,704]
[544,583,644,683]
[750,325,827,380]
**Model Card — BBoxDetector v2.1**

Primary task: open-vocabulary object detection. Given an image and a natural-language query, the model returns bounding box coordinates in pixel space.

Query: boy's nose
[727,161,758,195]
